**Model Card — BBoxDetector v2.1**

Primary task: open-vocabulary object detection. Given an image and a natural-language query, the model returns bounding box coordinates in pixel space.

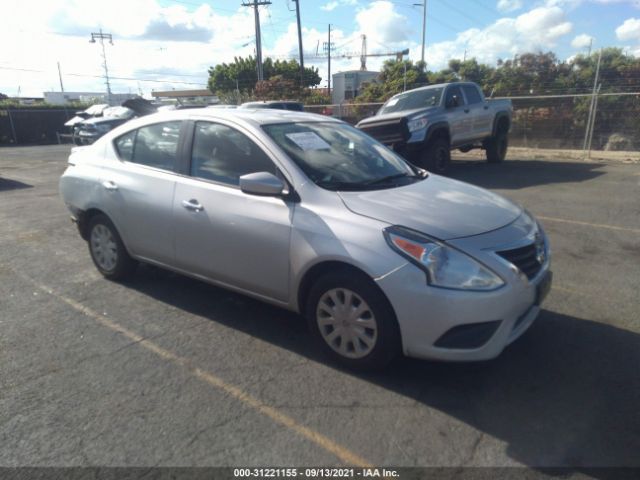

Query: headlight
[407,116,428,132]
[384,226,504,291]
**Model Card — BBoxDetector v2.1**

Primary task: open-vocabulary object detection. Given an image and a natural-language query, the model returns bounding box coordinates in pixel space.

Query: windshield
[379,87,444,114]
[262,122,422,191]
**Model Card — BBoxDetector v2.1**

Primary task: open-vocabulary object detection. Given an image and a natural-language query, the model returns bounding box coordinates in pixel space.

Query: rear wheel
[419,137,450,174]
[88,214,137,280]
[485,130,508,163]
[306,271,401,370]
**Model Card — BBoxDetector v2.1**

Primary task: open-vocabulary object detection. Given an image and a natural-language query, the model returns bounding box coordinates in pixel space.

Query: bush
[604,133,635,151]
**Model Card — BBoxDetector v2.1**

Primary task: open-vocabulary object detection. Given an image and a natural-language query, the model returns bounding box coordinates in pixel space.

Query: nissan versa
[59,109,552,369]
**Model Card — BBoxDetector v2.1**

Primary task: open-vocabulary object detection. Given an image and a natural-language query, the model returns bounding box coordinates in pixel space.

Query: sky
[1,0,640,97]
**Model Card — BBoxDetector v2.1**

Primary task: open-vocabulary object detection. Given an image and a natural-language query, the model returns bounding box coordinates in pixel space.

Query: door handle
[464,108,470,113]
[102,180,118,191]
[182,199,204,212]
[483,105,489,110]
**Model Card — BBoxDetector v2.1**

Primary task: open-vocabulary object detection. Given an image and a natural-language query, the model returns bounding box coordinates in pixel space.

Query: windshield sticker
[386,98,399,106]
[285,132,331,151]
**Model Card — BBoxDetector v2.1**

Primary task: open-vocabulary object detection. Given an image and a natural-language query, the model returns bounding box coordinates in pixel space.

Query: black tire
[419,137,451,174]
[306,270,402,370]
[485,130,508,163]
[87,214,137,280]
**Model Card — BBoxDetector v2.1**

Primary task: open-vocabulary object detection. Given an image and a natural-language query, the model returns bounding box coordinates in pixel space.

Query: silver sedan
[59,108,552,369]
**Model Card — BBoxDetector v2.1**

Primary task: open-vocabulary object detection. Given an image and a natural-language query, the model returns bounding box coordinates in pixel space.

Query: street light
[90,29,114,105]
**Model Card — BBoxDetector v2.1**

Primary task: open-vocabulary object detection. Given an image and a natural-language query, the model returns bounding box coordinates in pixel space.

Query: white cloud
[355,1,412,45]
[616,18,640,41]
[321,0,357,12]
[423,6,572,70]
[571,33,594,48]
[497,0,523,12]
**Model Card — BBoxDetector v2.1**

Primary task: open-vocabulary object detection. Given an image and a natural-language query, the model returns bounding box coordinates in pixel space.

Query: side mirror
[239,171,285,197]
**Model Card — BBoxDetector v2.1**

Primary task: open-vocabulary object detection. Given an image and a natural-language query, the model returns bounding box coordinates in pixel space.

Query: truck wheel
[420,137,450,174]
[485,131,508,163]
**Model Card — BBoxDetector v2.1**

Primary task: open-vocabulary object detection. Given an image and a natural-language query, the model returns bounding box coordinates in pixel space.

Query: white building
[331,70,379,104]
[44,91,138,105]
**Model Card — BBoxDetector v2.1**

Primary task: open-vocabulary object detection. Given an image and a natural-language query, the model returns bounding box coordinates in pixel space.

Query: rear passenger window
[462,85,482,105]
[130,121,182,171]
[114,130,136,161]
[190,122,275,186]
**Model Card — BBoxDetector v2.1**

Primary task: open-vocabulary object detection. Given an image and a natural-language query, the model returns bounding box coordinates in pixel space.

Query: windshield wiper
[363,173,418,186]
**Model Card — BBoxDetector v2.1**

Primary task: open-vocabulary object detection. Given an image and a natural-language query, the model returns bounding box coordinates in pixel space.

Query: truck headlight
[384,226,504,291]
[407,116,428,133]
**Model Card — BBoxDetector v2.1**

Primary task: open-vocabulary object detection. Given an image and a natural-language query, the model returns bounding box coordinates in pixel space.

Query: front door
[444,85,471,145]
[172,121,293,302]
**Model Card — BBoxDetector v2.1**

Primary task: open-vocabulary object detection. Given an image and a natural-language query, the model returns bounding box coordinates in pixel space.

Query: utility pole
[243,0,271,81]
[292,0,305,88]
[414,1,427,71]
[89,29,114,105]
[327,24,332,96]
[57,61,64,92]
[587,37,593,57]
[583,48,602,155]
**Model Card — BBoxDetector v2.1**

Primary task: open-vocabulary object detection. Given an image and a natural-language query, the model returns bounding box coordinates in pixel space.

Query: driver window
[190,122,276,186]
[445,86,464,108]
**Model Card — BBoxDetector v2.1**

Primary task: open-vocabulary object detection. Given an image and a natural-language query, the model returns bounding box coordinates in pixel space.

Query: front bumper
[375,218,551,362]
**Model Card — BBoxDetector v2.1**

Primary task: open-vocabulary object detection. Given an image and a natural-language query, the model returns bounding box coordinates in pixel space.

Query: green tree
[207,56,321,100]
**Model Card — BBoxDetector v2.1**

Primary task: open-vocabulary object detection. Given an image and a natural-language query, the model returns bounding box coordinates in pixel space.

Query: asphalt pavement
[1,145,639,473]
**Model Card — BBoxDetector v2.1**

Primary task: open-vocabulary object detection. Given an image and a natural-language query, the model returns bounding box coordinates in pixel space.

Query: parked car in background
[356,82,512,173]
[73,106,136,145]
[59,108,551,370]
[72,98,158,145]
[64,104,109,135]
[240,100,304,111]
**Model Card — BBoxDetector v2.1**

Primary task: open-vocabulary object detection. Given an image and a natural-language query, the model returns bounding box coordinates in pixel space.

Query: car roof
[241,100,303,106]
[122,107,341,130]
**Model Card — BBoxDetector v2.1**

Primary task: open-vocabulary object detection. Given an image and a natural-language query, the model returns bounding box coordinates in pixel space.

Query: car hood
[337,175,522,240]
[356,106,437,127]
[80,116,127,126]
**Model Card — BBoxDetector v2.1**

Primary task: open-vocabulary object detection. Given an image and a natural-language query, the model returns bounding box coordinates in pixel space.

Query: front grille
[357,118,410,145]
[496,243,542,280]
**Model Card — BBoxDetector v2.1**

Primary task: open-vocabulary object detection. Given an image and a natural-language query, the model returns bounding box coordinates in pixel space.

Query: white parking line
[538,216,640,234]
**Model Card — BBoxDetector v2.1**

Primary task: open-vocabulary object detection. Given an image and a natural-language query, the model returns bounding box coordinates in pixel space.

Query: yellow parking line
[537,216,640,234]
[19,273,373,468]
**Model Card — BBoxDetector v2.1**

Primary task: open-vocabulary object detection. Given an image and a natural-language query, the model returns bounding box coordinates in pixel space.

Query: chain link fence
[304,92,640,154]
[2,92,638,155]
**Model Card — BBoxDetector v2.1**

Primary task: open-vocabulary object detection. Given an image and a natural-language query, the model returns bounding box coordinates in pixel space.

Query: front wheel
[306,271,401,370]
[418,137,451,174]
[485,131,508,163]
[88,214,137,280]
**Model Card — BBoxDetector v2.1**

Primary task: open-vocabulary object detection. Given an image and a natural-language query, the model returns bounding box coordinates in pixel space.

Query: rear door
[101,121,184,265]
[172,120,293,302]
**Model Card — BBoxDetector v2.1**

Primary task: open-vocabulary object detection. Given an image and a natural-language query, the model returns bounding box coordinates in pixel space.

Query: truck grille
[357,118,410,145]
[496,243,542,280]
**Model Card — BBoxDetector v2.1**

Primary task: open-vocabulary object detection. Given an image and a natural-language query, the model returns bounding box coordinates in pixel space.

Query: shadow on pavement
[0,177,33,192]
[445,160,607,190]
[127,266,640,473]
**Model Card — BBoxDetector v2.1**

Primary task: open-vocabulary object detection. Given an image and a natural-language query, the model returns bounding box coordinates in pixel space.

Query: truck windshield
[379,87,444,114]
[262,122,421,191]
